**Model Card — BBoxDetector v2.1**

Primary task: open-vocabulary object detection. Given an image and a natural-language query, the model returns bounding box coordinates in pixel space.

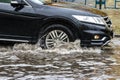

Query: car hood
[47,2,107,17]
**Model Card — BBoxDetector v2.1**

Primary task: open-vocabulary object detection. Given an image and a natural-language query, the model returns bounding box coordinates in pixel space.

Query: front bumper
[75,16,113,47]
[91,37,111,46]
[80,29,113,47]
[79,22,113,47]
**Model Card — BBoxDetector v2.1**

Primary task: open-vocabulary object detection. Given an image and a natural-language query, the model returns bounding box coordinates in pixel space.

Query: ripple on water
[0,38,119,80]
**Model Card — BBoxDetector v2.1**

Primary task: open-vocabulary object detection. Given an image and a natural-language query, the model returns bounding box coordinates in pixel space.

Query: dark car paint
[0,3,43,42]
[0,1,113,46]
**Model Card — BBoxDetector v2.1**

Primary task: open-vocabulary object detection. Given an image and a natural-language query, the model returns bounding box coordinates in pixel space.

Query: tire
[39,24,75,49]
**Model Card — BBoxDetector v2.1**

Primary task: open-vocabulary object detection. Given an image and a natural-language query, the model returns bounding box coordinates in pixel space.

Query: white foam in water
[11,40,102,55]
[0,38,119,80]
[89,74,114,80]
[0,77,12,80]
[77,61,106,66]
[112,38,120,46]
[42,40,102,54]
[16,75,75,80]
[7,55,20,61]
[0,64,59,69]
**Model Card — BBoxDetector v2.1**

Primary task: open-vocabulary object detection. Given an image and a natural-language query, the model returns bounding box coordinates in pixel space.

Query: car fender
[38,16,81,40]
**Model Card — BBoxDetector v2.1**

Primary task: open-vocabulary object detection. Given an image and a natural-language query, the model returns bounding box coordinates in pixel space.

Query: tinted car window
[0,0,10,3]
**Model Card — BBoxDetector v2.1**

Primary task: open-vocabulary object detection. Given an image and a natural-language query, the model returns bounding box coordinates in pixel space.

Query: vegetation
[0,0,10,3]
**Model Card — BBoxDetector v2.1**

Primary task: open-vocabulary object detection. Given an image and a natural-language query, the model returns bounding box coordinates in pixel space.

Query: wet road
[0,38,120,80]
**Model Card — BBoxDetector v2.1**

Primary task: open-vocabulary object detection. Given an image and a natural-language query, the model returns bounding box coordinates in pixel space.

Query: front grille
[103,16,112,28]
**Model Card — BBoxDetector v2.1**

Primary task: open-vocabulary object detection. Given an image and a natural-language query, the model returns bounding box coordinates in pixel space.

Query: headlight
[72,15,105,25]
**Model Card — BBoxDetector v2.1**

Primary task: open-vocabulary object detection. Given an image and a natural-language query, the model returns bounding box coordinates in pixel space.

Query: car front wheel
[39,24,75,49]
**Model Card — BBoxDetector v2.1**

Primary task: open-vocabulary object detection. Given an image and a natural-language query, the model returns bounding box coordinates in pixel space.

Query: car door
[0,2,40,42]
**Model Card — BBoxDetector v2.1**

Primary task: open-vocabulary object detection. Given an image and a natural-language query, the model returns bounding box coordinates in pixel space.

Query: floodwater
[0,38,120,80]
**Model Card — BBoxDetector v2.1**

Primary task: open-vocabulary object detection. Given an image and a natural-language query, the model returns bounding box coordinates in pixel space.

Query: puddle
[0,38,119,80]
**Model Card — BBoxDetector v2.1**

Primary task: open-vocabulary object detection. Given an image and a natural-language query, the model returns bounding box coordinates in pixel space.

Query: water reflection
[0,38,119,80]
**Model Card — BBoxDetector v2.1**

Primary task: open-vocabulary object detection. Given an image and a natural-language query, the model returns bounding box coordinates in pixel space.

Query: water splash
[0,38,119,80]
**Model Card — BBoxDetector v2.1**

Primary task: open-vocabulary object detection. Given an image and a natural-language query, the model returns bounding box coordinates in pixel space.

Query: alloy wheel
[45,30,69,48]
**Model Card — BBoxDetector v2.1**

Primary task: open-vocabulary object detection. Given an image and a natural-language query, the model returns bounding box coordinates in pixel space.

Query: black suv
[0,0,113,49]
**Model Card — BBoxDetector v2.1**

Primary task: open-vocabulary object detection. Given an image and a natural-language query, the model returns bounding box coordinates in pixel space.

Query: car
[0,0,113,49]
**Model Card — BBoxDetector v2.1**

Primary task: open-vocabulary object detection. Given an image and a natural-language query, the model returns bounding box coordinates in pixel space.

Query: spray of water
[0,38,119,80]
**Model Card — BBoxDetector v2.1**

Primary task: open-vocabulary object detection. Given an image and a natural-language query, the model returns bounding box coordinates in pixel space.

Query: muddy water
[0,38,120,80]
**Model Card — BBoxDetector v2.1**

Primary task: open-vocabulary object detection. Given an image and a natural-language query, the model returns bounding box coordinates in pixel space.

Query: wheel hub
[45,30,69,49]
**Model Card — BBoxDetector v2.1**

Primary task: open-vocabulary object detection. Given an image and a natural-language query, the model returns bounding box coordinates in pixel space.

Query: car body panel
[0,3,41,41]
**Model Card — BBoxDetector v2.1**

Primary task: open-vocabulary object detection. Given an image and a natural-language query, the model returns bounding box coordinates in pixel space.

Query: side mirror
[10,0,25,8]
